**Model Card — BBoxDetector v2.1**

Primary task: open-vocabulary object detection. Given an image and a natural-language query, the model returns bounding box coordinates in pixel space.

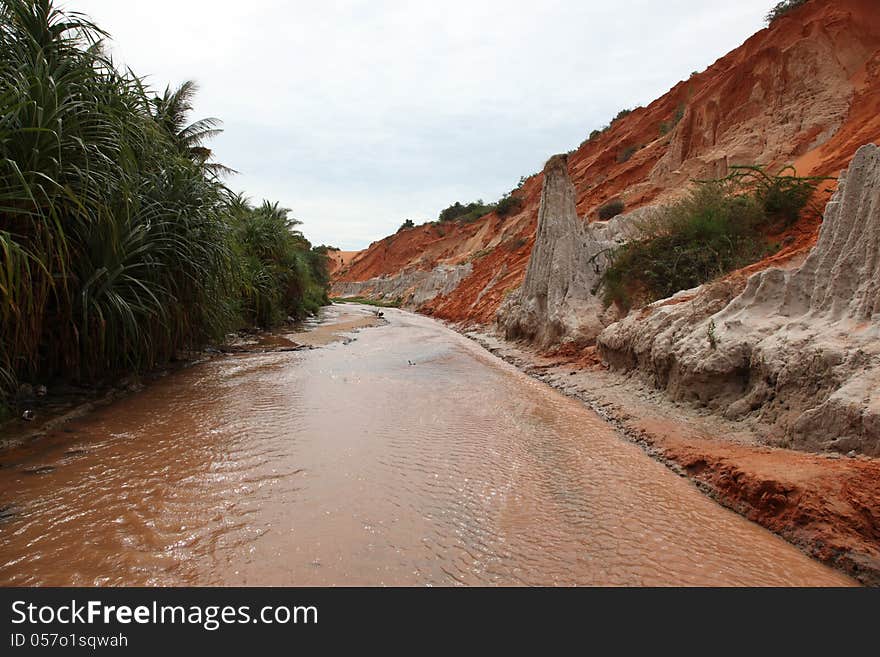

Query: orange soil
[654,433,880,584]
[326,250,360,277]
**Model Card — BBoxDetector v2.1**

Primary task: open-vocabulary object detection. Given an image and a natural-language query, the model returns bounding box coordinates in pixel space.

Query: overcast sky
[68,1,771,249]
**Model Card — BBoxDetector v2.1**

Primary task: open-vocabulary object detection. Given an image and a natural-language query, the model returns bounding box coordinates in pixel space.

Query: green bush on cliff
[729,165,821,230]
[598,199,626,220]
[0,0,328,405]
[496,193,524,217]
[766,0,810,24]
[600,167,826,310]
[617,145,638,163]
[659,103,686,136]
[439,200,496,223]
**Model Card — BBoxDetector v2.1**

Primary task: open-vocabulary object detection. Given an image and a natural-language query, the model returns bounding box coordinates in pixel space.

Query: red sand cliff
[334,0,880,325]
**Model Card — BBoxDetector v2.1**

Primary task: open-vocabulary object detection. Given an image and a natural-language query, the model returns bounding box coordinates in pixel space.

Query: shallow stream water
[0,305,853,586]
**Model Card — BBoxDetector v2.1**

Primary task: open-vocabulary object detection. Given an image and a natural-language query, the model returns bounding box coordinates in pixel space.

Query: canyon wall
[496,154,651,347]
[334,0,880,327]
[599,144,880,456]
[331,263,473,308]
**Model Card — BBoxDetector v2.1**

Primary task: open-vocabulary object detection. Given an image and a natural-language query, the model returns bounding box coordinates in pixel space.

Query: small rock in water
[21,409,35,421]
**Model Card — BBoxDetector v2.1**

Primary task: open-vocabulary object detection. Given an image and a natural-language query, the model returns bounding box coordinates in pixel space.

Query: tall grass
[0,0,328,408]
[231,197,329,327]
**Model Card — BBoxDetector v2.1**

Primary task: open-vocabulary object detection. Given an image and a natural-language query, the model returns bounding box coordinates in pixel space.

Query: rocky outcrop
[598,143,880,456]
[497,154,652,347]
[331,262,473,309]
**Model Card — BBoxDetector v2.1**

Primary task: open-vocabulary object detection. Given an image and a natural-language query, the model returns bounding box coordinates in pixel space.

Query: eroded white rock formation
[330,262,473,309]
[497,153,650,347]
[598,143,880,456]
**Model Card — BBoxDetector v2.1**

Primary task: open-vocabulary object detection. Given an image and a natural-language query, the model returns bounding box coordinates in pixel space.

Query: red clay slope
[334,0,880,325]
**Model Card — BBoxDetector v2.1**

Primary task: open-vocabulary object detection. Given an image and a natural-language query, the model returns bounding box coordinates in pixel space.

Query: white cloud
[67,0,771,249]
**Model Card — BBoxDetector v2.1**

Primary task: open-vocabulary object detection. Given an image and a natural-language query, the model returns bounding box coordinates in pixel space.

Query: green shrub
[598,199,626,220]
[439,200,495,223]
[496,194,524,217]
[766,0,809,24]
[617,145,638,163]
[659,103,686,136]
[724,165,823,230]
[600,167,825,310]
[398,219,415,231]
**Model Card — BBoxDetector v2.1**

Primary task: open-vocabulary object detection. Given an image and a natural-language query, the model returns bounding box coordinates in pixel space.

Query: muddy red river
[0,305,854,586]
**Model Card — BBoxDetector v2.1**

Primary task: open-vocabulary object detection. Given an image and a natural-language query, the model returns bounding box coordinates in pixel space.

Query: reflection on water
[0,305,854,586]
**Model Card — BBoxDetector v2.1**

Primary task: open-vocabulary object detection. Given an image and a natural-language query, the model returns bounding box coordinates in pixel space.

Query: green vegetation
[766,0,809,24]
[0,0,328,409]
[230,198,329,327]
[598,199,626,221]
[439,200,496,223]
[723,165,826,230]
[331,297,401,308]
[436,187,524,224]
[496,193,524,217]
[659,103,686,136]
[707,319,718,349]
[617,145,638,163]
[600,166,827,310]
[398,219,415,231]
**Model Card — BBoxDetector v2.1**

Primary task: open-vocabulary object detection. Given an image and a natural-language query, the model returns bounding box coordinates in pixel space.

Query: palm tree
[150,80,236,176]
